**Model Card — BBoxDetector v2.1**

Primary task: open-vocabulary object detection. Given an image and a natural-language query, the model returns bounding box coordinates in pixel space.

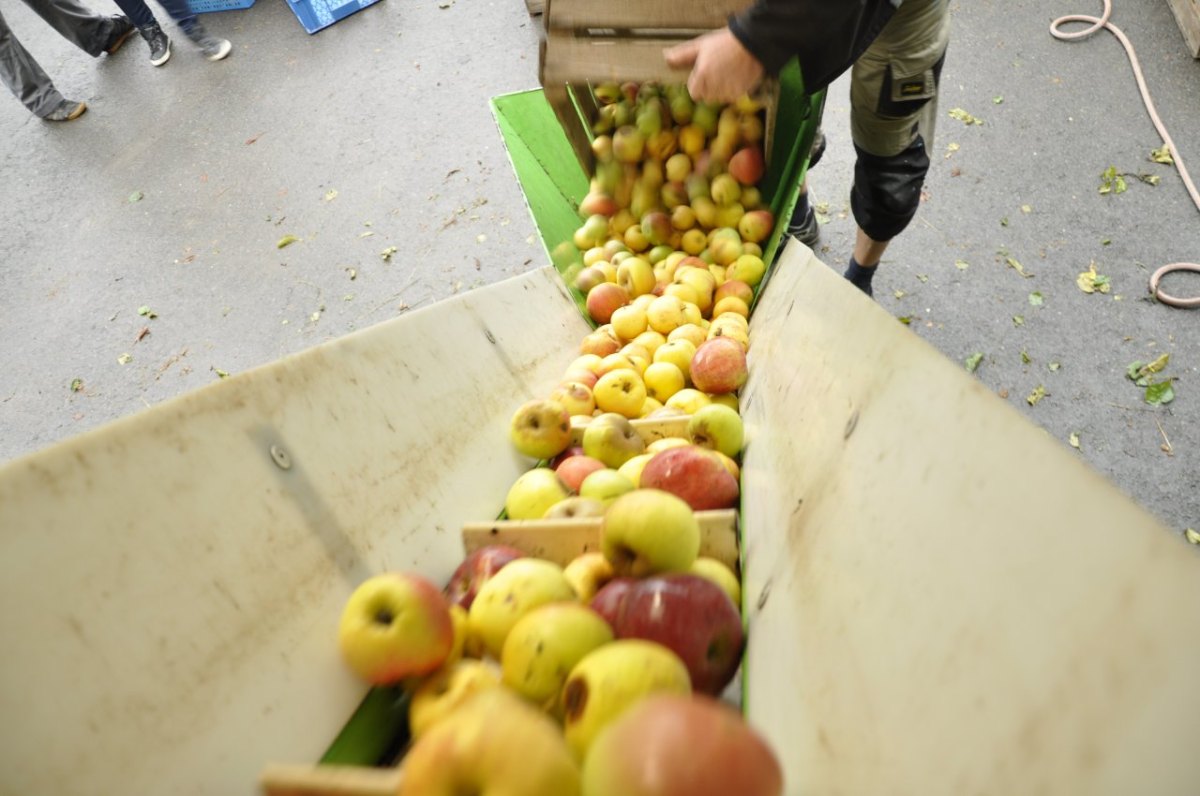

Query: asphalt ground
[1,0,1197,532]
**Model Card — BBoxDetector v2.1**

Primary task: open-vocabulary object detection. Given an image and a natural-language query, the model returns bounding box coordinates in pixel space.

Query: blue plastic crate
[187,0,255,12]
[286,0,383,34]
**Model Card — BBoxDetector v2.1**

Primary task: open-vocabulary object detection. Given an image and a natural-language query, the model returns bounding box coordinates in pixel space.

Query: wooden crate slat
[462,508,740,569]
[567,413,691,446]
[546,0,754,32]
[258,764,401,796]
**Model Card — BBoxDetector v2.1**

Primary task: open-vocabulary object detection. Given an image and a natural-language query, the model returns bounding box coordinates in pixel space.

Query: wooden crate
[1168,0,1200,57]
[537,0,778,176]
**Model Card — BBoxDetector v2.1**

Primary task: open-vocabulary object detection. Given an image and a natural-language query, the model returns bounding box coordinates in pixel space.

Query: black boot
[139,21,171,67]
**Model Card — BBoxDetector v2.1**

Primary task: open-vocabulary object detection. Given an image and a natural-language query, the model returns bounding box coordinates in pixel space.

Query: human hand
[663,28,765,104]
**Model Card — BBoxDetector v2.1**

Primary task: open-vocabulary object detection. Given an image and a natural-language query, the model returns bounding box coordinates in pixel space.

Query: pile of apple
[328,82,784,795]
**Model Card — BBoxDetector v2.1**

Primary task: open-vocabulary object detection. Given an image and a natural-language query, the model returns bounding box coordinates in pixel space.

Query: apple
[706,322,749,352]
[646,436,691,455]
[710,173,742,206]
[549,381,596,417]
[580,693,784,796]
[631,330,667,356]
[681,228,708,255]
[580,326,622,358]
[582,413,647,469]
[708,449,741,481]
[726,253,765,288]
[597,353,636,377]
[445,603,469,665]
[398,689,582,795]
[729,145,765,186]
[444,544,527,610]
[713,279,753,306]
[505,467,572,520]
[712,295,750,320]
[642,361,686,403]
[737,209,774,244]
[555,455,608,493]
[409,659,502,738]
[667,323,707,350]
[613,125,646,163]
[502,602,614,714]
[652,339,696,383]
[600,573,744,695]
[687,403,744,458]
[601,488,700,577]
[467,558,576,660]
[665,388,712,414]
[550,445,586,469]
[509,399,572,461]
[640,446,740,511]
[707,392,740,410]
[594,368,648,418]
[587,283,630,325]
[579,468,636,505]
[690,557,741,609]
[562,639,692,759]
[638,397,664,418]
[617,452,655,487]
[564,552,616,602]
[610,304,648,342]
[645,295,688,335]
[337,573,455,685]
[689,338,748,395]
[544,496,609,520]
[617,256,655,298]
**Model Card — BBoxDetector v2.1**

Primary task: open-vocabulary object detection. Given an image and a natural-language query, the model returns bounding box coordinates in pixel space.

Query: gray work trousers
[0,0,121,117]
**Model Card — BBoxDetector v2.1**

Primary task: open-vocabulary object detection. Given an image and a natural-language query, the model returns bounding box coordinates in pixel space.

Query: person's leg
[150,0,230,60]
[19,0,132,57]
[0,7,86,119]
[108,0,171,65]
[844,0,951,296]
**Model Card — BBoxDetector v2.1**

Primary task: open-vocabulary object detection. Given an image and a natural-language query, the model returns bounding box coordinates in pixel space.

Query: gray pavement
[1,0,1197,532]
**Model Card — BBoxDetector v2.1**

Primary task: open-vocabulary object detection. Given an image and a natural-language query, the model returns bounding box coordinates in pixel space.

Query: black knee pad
[850,136,931,242]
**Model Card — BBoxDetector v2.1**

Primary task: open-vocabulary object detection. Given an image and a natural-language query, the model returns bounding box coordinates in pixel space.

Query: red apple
[589,577,640,629]
[600,573,743,695]
[582,693,784,796]
[640,446,740,511]
[713,279,754,306]
[587,283,631,325]
[549,445,587,470]
[728,145,765,186]
[444,545,527,610]
[689,338,748,395]
[556,455,608,493]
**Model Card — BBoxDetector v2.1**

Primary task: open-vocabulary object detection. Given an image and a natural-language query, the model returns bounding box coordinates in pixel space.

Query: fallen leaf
[917,274,929,283]
[1029,291,1044,306]
[948,107,983,126]
[128,190,144,203]
[1012,315,1025,327]
[955,259,969,270]
[245,132,264,145]
[1099,166,1127,195]
[1000,216,1009,227]
[897,315,914,325]
[1102,238,1111,246]
[1048,361,1061,371]
[1021,350,1031,364]
[324,189,338,202]
[965,352,984,373]
[138,305,158,319]
[1069,432,1081,449]
[310,311,321,322]
[347,268,357,280]
[993,95,1004,104]
[950,166,962,177]
[1027,385,1047,405]
[70,378,83,392]
[1020,205,1032,214]
[1144,378,1175,406]
[214,367,230,379]
[1150,145,1174,165]
[998,388,1010,399]
[135,326,150,342]
[1185,528,1200,545]
[359,231,375,238]
[118,353,133,365]
[277,235,300,249]
[381,246,398,261]
[1076,262,1111,293]
[1006,257,1034,278]
[1135,173,1161,186]
[945,142,960,158]
[893,289,906,299]
[1127,353,1169,385]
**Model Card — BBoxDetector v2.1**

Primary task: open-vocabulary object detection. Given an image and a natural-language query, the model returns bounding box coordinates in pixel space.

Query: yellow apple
[632,330,667,356]
[502,603,614,715]
[681,301,703,327]
[600,488,701,577]
[610,304,647,342]
[445,603,469,665]
[617,452,655,487]
[505,467,572,520]
[509,399,572,461]
[593,368,648,418]
[562,640,693,759]
[726,253,765,288]
[689,558,742,609]
[409,659,502,738]
[643,361,686,403]
[549,381,596,417]
[570,354,604,376]
[652,339,697,383]
[581,412,647,469]
[708,392,740,410]
[638,396,664,418]
[667,323,707,349]
[597,353,636,377]
[617,256,655,297]
[681,228,708,255]
[631,293,656,312]
[398,689,581,795]
[662,281,700,307]
[593,261,619,283]
[563,552,615,603]
[646,295,688,335]
[646,436,692,455]
[666,388,712,414]
[467,558,576,660]
[337,573,455,685]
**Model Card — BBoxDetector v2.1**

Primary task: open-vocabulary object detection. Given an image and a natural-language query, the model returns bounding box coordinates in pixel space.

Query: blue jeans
[112,0,199,35]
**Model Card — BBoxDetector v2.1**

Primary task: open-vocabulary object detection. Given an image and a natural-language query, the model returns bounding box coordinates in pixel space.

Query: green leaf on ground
[1099,166,1127,195]
[214,368,230,379]
[1144,378,1175,406]
[1102,238,1112,246]
[1001,217,1009,227]
[1048,361,1061,372]
[993,96,1004,104]
[137,305,157,319]
[917,274,929,283]
[1027,385,1047,405]
[945,142,960,158]
[1135,173,1161,186]
[117,353,132,365]
[1077,262,1112,293]
[324,189,338,202]
[1150,145,1174,165]
[949,108,983,125]
[277,235,300,249]
[1127,354,1170,386]
[1185,528,1200,545]
[380,246,398,261]
[897,315,914,325]
[128,190,144,203]
[1029,291,1044,306]
[1006,257,1034,278]
[965,352,984,373]
[955,259,970,270]
[1069,432,1081,449]
[70,378,83,392]
[894,289,906,299]
[1012,315,1025,327]
[1021,350,1031,364]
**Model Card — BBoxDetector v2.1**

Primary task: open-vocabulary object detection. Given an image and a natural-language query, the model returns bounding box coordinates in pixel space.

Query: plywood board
[1167,0,1200,57]
[0,268,591,796]
[738,240,1200,795]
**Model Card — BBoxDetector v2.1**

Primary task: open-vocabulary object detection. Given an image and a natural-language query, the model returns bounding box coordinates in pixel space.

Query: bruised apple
[689,338,748,395]
[639,446,740,511]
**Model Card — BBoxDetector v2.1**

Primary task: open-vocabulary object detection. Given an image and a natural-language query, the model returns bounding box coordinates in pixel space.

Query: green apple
[408,658,502,738]
[582,413,647,469]
[337,572,455,686]
[687,403,744,458]
[501,602,614,715]
[601,489,700,577]
[562,639,692,759]
[616,452,655,488]
[505,467,571,520]
[398,689,581,795]
[579,468,636,505]
[468,558,576,660]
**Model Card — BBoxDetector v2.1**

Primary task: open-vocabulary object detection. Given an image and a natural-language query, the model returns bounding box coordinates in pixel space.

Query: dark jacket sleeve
[728,0,900,93]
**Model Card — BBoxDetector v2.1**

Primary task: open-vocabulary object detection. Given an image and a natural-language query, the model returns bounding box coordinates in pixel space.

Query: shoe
[139,22,171,66]
[103,16,136,55]
[786,202,821,249]
[42,100,87,122]
[808,128,827,169]
[186,24,232,61]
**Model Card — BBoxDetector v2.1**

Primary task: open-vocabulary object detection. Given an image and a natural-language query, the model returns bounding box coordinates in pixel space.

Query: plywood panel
[738,240,1200,795]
